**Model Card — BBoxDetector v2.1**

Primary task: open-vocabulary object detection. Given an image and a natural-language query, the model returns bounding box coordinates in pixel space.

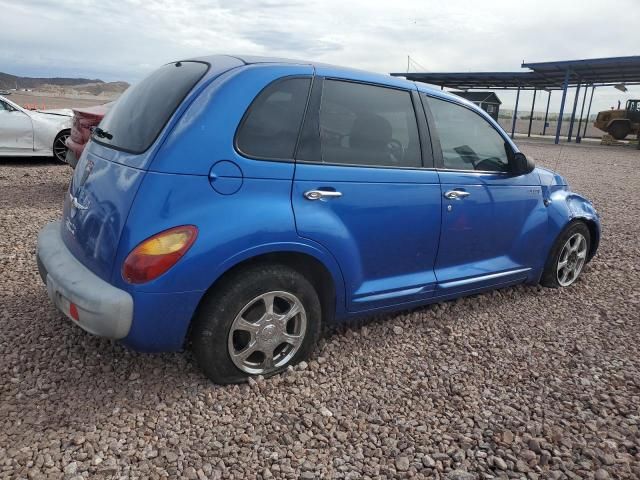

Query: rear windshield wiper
[93,127,113,140]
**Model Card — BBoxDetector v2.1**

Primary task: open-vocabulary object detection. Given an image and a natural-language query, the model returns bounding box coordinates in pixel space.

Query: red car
[65,103,112,167]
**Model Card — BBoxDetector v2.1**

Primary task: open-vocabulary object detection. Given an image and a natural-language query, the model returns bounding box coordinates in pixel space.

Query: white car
[0,95,72,162]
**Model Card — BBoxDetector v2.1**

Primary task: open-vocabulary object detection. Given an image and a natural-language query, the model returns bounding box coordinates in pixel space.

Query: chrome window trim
[296,158,437,171]
[435,167,511,175]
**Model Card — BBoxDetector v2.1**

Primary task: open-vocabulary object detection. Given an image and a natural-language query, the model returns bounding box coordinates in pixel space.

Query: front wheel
[191,265,321,384]
[608,122,630,140]
[541,222,591,288]
[53,130,70,163]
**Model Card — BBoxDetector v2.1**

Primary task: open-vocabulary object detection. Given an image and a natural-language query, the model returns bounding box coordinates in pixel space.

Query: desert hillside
[0,71,129,97]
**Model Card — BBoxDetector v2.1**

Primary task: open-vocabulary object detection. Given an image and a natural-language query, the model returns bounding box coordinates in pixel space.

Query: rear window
[94,61,208,153]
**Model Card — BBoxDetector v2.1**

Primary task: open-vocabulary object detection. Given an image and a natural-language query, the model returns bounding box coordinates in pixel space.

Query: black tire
[608,121,630,140]
[53,130,70,163]
[540,222,591,288]
[191,264,322,384]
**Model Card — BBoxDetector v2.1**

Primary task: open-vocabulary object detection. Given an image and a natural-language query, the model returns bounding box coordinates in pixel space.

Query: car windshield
[94,61,208,154]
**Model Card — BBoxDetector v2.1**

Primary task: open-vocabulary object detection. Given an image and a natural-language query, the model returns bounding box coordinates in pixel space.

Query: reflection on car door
[423,94,547,296]
[292,77,442,313]
[0,101,33,152]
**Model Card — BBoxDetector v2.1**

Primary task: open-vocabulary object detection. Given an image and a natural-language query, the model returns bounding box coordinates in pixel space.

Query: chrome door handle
[304,190,343,201]
[444,190,470,200]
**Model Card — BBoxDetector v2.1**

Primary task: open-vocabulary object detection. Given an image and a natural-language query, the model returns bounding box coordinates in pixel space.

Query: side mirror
[512,152,535,175]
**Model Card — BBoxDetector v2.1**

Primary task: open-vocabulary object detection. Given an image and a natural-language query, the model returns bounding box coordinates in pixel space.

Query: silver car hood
[34,108,74,117]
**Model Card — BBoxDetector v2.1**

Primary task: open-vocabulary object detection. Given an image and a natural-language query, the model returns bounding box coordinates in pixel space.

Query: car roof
[188,54,469,105]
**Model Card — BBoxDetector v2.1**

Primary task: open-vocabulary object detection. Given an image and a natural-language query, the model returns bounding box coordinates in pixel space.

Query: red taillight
[122,225,198,284]
[69,303,79,321]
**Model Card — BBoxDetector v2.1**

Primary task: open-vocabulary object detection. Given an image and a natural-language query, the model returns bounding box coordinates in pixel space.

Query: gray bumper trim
[36,221,133,339]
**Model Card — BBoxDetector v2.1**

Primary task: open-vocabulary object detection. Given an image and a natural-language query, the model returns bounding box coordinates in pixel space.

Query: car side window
[426,96,510,173]
[236,77,311,160]
[317,80,421,168]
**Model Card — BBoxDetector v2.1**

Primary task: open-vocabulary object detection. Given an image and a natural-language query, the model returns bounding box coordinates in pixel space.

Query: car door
[0,100,33,152]
[422,93,547,296]
[292,75,442,313]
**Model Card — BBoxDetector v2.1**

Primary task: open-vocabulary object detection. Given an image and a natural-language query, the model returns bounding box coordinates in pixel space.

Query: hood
[536,167,568,187]
[34,108,74,117]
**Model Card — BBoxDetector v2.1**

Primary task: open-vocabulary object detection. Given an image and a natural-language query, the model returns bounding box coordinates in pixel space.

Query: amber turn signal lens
[123,225,198,284]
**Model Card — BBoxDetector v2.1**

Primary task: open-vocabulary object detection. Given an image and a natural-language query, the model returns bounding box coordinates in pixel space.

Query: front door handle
[444,190,470,200]
[304,190,343,201]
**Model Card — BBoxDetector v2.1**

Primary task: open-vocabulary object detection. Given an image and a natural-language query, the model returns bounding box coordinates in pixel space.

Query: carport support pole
[567,81,581,142]
[555,70,570,144]
[528,89,537,137]
[576,84,589,143]
[543,91,552,136]
[511,87,521,139]
[582,86,596,138]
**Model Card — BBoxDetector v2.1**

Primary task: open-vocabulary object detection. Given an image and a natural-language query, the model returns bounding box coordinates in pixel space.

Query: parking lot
[1,142,639,479]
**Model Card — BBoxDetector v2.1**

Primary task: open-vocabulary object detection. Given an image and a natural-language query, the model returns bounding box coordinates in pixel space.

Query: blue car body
[36,55,600,352]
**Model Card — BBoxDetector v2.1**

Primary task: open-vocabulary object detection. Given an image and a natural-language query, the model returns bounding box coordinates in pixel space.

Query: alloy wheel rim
[556,233,587,287]
[54,134,69,162]
[228,291,306,375]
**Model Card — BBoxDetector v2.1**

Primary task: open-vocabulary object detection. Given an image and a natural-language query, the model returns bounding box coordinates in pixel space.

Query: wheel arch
[575,217,600,261]
[541,191,601,280]
[606,118,631,129]
[52,128,71,161]
[565,195,600,261]
[193,244,346,330]
[54,127,71,143]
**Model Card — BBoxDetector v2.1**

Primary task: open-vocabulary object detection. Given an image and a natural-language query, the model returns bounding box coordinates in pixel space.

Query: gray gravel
[1,143,639,479]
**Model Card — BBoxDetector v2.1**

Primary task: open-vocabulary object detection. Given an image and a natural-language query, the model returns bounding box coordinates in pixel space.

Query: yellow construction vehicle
[594,99,640,140]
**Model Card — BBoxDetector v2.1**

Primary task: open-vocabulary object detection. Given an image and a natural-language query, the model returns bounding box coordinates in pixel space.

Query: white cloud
[0,0,638,112]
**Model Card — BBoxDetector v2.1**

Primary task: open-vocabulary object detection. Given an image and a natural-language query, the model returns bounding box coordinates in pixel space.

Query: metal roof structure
[393,56,640,90]
[396,71,554,90]
[391,55,640,144]
[522,56,640,86]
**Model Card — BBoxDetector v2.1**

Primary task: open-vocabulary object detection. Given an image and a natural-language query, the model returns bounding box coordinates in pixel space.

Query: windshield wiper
[93,127,113,140]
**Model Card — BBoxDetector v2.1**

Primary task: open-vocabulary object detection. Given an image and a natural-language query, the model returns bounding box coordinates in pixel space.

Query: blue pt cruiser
[36,55,600,383]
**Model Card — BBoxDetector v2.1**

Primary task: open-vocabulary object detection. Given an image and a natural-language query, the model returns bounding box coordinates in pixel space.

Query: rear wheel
[608,121,630,140]
[541,222,591,288]
[191,264,321,384]
[53,130,70,163]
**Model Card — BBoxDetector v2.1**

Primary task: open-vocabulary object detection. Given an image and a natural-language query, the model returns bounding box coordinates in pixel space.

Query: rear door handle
[304,190,343,201]
[444,190,470,200]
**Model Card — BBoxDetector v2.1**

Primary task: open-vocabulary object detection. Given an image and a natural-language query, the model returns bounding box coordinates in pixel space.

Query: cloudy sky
[1,0,638,113]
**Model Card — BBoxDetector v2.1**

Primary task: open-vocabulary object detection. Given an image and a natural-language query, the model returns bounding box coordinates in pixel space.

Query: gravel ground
[1,143,639,480]
[6,93,113,111]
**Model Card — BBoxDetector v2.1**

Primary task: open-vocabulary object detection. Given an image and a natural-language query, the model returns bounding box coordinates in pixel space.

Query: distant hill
[0,72,129,97]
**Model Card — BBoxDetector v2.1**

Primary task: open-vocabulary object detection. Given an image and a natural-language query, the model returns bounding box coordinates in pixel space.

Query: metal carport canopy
[391,71,563,90]
[391,55,640,144]
[522,56,640,86]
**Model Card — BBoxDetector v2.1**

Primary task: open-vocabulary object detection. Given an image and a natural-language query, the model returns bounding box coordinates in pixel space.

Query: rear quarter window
[94,61,208,154]
[235,77,311,160]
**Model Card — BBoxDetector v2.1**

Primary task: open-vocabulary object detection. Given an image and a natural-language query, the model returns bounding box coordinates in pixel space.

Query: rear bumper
[36,221,133,339]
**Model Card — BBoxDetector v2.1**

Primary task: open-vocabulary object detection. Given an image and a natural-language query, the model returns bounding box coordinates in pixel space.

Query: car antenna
[553,143,564,174]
